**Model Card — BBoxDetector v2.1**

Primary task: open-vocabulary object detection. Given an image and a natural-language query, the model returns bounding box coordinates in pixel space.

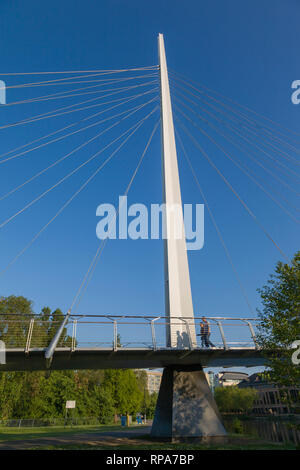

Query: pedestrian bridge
[0,32,291,441]
[0,313,267,371]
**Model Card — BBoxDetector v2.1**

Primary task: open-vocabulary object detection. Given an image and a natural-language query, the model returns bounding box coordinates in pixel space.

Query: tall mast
[158,33,196,347]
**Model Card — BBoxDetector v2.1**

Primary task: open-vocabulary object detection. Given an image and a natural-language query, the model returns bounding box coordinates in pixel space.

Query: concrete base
[150,366,227,440]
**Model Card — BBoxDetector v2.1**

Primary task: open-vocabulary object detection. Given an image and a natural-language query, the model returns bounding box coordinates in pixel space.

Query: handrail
[0,313,260,321]
[1,313,260,353]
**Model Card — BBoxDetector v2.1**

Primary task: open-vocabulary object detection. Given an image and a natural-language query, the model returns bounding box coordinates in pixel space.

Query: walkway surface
[0,426,153,450]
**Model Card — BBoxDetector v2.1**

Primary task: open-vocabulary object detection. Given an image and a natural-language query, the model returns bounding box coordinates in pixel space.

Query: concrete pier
[151,366,227,442]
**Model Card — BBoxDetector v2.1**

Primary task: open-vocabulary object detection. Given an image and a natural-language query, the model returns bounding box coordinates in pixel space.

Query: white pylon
[158,33,197,348]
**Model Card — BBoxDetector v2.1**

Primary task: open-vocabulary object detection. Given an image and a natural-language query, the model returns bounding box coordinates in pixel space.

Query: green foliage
[0,296,72,349]
[231,417,244,434]
[102,370,143,415]
[133,370,158,418]
[0,368,149,421]
[257,252,300,386]
[0,295,155,421]
[145,392,158,419]
[0,295,34,347]
[214,387,258,413]
[92,386,115,424]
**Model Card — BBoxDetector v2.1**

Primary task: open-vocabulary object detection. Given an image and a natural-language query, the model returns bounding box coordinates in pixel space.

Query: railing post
[113,320,118,351]
[217,321,228,350]
[244,320,258,349]
[150,317,160,350]
[25,319,34,353]
[71,320,77,352]
[151,320,156,350]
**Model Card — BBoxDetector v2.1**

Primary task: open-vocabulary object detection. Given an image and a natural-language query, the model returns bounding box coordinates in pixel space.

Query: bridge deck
[2,347,266,371]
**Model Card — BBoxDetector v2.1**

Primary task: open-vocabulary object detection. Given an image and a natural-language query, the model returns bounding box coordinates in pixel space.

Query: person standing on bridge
[198,317,215,348]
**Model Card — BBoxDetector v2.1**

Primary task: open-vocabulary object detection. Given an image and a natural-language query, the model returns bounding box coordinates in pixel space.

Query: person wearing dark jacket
[198,316,215,348]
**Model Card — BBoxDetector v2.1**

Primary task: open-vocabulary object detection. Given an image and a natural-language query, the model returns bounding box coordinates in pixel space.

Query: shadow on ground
[0,426,297,450]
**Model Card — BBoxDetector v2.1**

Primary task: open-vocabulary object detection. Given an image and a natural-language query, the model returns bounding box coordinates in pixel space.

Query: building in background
[145,370,162,394]
[238,373,300,416]
[216,371,249,387]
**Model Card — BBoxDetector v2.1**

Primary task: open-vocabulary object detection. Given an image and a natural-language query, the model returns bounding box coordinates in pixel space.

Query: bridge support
[45,310,71,367]
[158,33,197,348]
[151,366,227,442]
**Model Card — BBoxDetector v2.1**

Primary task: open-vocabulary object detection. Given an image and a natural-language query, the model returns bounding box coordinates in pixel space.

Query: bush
[232,417,244,434]
[214,387,258,413]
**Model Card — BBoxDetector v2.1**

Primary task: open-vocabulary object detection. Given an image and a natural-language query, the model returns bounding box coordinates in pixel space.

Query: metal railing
[0,313,260,353]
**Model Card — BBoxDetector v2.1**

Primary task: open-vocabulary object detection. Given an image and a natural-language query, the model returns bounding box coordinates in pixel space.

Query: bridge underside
[1,347,267,442]
[1,347,266,371]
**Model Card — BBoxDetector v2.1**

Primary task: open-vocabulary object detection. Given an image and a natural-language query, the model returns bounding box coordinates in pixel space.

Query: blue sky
[0,0,299,358]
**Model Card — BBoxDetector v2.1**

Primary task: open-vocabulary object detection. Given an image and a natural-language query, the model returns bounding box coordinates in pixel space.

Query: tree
[31,307,72,348]
[92,386,115,424]
[0,295,154,421]
[214,387,257,413]
[146,392,158,419]
[0,372,25,419]
[134,369,148,415]
[257,252,300,386]
[102,370,143,415]
[0,296,72,349]
[0,295,34,347]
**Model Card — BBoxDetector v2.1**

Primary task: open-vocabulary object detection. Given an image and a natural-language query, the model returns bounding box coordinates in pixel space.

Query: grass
[0,424,136,441]
[26,438,298,450]
[0,425,298,450]
[31,444,296,450]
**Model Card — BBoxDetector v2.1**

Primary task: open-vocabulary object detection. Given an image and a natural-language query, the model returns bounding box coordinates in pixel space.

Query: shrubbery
[214,386,258,413]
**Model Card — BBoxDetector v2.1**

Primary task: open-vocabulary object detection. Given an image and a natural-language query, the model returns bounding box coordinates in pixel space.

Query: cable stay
[0,106,159,229]
[1,75,158,90]
[0,82,159,131]
[0,89,158,162]
[0,87,158,132]
[172,93,300,196]
[174,115,290,263]
[171,89,300,199]
[171,89,300,184]
[0,65,158,76]
[174,104,299,225]
[69,119,160,313]
[170,78,300,165]
[2,73,159,107]
[169,69,300,143]
[0,93,158,166]
[172,92,300,206]
[0,117,159,278]
[3,67,159,89]
[175,128,254,315]
[0,97,158,201]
